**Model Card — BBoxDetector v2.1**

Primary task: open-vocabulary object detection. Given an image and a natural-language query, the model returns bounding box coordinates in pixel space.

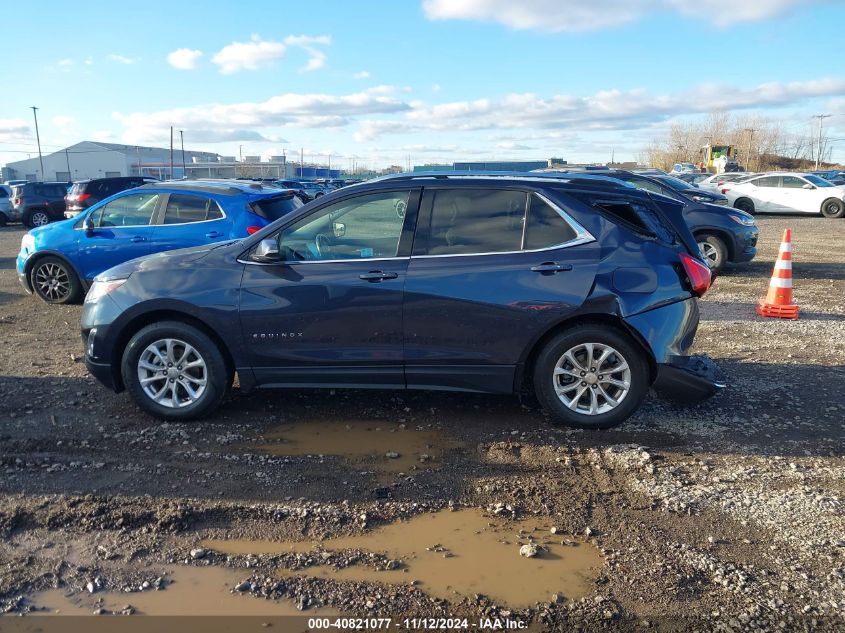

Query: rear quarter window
[249,193,304,221]
[569,192,676,245]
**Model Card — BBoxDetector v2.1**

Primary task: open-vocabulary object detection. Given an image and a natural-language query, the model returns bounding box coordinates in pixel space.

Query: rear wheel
[0,213,7,227]
[734,198,755,214]
[121,321,231,421]
[696,234,728,274]
[533,326,650,429]
[24,209,51,227]
[30,256,82,304]
[820,198,845,219]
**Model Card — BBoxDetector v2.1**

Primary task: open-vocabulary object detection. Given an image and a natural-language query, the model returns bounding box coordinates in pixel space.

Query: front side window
[781,176,807,189]
[93,193,159,227]
[422,188,527,256]
[163,194,222,224]
[804,174,833,187]
[524,194,578,250]
[277,190,410,261]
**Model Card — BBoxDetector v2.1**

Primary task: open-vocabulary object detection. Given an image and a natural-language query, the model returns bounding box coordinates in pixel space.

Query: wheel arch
[820,196,844,217]
[733,197,754,212]
[692,227,734,260]
[23,250,85,293]
[109,309,237,392]
[514,313,657,393]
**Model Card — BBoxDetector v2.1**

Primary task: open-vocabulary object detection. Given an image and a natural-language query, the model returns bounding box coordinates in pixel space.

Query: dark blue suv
[17,180,302,303]
[81,173,723,429]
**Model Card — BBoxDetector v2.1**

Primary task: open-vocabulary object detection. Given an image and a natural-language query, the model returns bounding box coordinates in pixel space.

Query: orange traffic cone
[757,228,799,320]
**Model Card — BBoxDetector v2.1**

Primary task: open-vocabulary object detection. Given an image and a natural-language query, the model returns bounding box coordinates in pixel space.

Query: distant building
[412,163,452,172]
[2,141,341,182]
[453,160,550,172]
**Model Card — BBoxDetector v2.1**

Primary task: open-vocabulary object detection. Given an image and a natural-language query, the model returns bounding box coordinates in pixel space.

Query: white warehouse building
[3,141,223,182]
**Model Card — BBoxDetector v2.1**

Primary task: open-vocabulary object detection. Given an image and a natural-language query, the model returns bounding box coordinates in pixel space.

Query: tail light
[720,187,731,194]
[13,197,22,205]
[78,193,92,201]
[246,226,261,235]
[679,252,711,297]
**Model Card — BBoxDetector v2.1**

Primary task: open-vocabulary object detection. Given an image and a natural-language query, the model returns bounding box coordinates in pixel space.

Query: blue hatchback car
[17,180,302,303]
[81,172,724,429]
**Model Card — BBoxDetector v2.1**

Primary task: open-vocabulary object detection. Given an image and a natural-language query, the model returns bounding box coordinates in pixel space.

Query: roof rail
[370,170,633,189]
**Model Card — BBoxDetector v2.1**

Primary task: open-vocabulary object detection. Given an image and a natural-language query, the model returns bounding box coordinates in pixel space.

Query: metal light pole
[64,149,71,180]
[169,127,174,180]
[179,130,186,179]
[30,107,44,181]
[813,114,831,170]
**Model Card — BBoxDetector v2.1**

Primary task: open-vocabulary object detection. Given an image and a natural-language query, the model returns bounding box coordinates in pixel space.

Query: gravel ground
[0,215,843,631]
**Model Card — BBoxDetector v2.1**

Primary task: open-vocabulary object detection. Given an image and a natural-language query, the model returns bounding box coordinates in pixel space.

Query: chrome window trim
[161,195,227,226]
[238,256,409,266]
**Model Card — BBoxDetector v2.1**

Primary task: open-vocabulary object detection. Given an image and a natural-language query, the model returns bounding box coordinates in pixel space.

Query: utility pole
[813,114,831,170]
[179,130,186,179]
[136,146,141,176]
[239,145,243,162]
[169,126,174,180]
[743,128,757,172]
[300,147,304,178]
[64,149,71,180]
[30,107,44,181]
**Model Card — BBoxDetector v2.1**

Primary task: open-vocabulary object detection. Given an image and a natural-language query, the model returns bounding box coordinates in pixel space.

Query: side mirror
[802,183,815,190]
[83,215,95,233]
[333,222,346,238]
[254,238,280,261]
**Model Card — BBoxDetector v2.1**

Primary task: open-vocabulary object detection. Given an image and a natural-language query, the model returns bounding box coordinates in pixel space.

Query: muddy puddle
[28,565,337,617]
[203,509,603,608]
[249,420,462,476]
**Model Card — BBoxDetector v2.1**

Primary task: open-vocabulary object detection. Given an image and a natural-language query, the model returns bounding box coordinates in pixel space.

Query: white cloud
[109,54,140,64]
[84,57,94,66]
[432,83,441,92]
[284,34,331,72]
[52,116,76,128]
[0,118,30,143]
[354,70,371,79]
[167,48,204,70]
[422,0,820,31]
[212,36,286,74]
[113,90,411,144]
[57,58,74,71]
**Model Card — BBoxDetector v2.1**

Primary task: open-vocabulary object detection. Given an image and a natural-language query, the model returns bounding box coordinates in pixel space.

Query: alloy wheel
[698,241,719,268]
[552,342,632,415]
[31,211,50,226]
[34,262,71,301]
[137,338,208,408]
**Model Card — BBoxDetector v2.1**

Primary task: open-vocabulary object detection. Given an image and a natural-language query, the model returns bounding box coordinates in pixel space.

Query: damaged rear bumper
[653,355,726,402]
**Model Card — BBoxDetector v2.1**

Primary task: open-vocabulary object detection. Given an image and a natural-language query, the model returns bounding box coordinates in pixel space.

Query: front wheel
[697,234,728,274]
[820,198,845,219]
[533,327,650,429]
[30,256,82,304]
[121,321,231,420]
[733,198,755,214]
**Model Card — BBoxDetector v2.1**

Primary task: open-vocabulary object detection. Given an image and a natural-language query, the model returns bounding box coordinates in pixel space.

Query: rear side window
[0,188,7,198]
[37,184,66,197]
[524,194,577,250]
[422,188,527,256]
[571,193,676,244]
[753,176,779,188]
[163,193,223,224]
[249,193,304,221]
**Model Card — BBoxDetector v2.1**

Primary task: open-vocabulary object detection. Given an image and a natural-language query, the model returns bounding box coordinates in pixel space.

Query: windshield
[657,175,695,190]
[804,174,834,187]
[249,193,304,221]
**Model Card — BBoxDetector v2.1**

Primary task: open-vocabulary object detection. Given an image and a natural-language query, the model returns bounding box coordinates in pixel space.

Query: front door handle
[359,270,399,281]
[130,236,147,243]
[530,262,573,273]
[206,231,224,238]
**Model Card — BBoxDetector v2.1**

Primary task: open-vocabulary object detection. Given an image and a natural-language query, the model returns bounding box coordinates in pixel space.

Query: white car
[723,172,845,218]
[670,162,699,175]
[696,172,755,193]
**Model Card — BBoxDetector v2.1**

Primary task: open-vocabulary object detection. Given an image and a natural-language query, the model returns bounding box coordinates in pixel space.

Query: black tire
[533,326,650,429]
[121,321,231,421]
[0,213,7,227]
[29,256,82,304]
[24,208,51,228]
[733,198,755,214]
[820,198,845,219]
[696,233,728,274]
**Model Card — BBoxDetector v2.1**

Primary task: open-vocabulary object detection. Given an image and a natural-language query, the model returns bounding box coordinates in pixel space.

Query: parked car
[696,172,755,193]
[0,185,14,225]
[670,163,700,175]
[649,174,729,206]
[65,177,158,219]
[542,169,757,273]
[299,181,330,199]
[672,172,711,186]
[80,172,724,429]
[17,180,303,304]
[810,170,845,186]
[723,172,845,218]
[10,182,69,227]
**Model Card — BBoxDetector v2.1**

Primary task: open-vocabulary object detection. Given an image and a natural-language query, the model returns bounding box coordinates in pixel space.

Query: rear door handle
[359,270,399,281]
[130,236,147,243]
[530,262,573,273]
[206,231,224,238]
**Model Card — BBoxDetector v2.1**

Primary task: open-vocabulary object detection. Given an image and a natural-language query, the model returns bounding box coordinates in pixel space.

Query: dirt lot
[0,216,843,631]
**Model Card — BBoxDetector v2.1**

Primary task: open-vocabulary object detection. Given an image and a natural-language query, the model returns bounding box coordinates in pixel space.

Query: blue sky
[2,0,844,169]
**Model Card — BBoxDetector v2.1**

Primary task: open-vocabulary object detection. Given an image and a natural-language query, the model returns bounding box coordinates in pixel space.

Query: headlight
[728,213,756,226]
[712,199,729,206]
[20,233,34,253]
[85,278,128,303]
